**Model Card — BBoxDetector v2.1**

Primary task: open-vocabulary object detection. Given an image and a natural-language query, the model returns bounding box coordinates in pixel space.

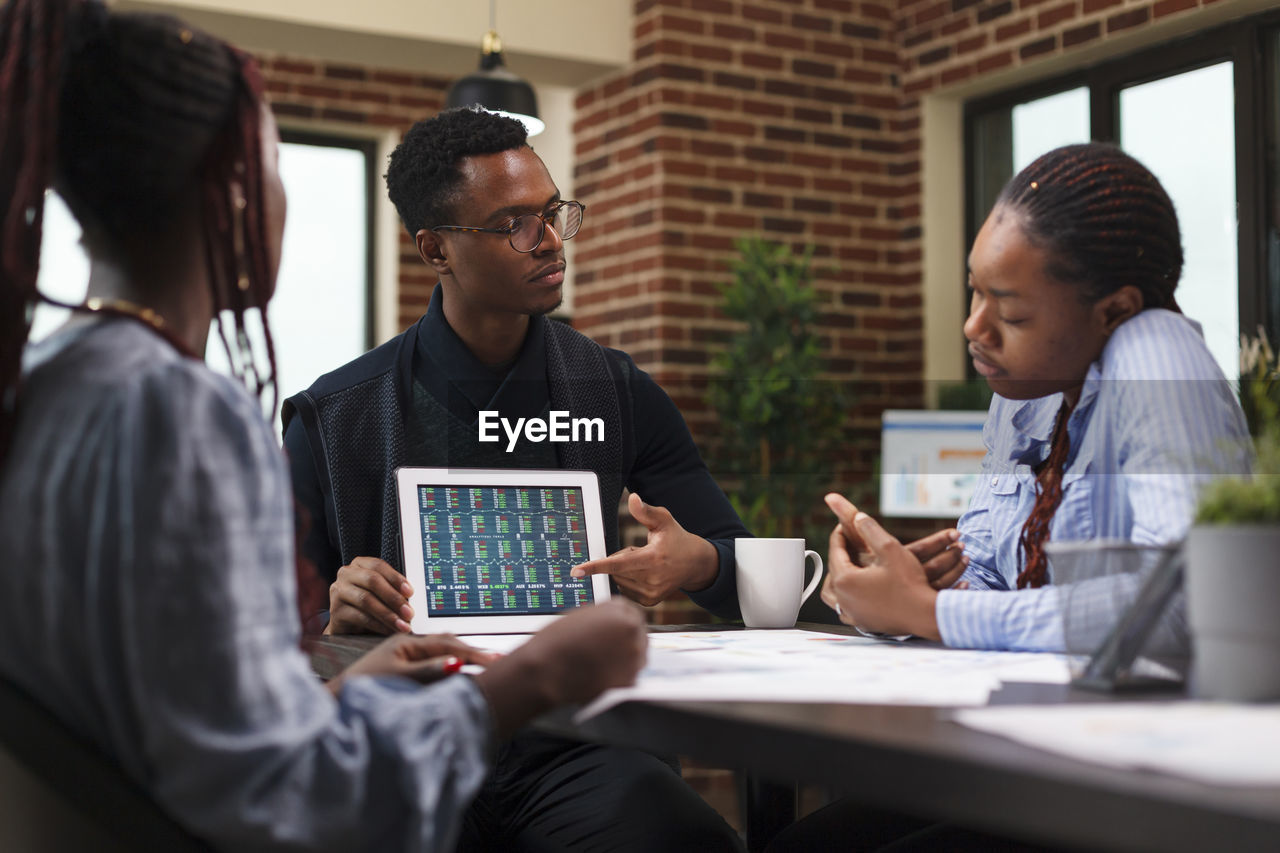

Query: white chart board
[880,410,987,518]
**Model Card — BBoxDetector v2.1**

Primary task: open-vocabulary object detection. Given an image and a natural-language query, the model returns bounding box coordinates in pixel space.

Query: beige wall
[116,0,631,85]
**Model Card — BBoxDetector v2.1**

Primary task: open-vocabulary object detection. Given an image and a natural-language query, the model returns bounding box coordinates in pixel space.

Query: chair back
[0,675,210,852]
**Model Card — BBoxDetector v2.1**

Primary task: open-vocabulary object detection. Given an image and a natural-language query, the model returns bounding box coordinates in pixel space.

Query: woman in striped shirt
[822,142,1251,653]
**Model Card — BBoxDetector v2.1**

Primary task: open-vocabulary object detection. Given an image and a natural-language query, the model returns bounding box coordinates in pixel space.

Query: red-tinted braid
[203,50,278,416]
[0,0,81,461]
[0,2,308,627]
[1000,143,1183,585]
[2,1,280,461]
[1016,401,1073,589]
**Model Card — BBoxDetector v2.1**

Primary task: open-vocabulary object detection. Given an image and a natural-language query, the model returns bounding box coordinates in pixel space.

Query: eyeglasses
[430,200,586,253]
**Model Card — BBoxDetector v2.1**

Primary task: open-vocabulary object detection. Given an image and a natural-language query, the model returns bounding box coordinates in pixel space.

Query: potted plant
[705,239,847,623]
[1185,332,1280,701]
[705,238,846,541]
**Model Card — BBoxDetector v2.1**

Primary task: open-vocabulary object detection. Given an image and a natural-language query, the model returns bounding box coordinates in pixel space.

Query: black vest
[282,316,631,571]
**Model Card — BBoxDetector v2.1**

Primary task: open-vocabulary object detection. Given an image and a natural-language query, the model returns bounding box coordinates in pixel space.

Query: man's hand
[821,498,942,640]
[326,556,415,636]
[473,600,648,739]
[819,494,968,614]
[327,633,499,696]
[569,493,718,606]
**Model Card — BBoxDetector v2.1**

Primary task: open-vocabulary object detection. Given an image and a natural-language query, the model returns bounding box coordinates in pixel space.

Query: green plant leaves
[705,237,848,540]
[1196,331,1280,524]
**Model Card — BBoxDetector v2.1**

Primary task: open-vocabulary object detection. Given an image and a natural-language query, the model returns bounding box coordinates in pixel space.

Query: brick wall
[257,0,1230,464]
[898,0,1218,93]
[572,0,923,516]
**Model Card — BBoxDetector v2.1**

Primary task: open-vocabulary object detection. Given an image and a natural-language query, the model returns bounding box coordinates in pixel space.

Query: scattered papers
[460,633,536,656]
[570,629,1071,721]
[953,703,1280,786]
[456,633,536,675]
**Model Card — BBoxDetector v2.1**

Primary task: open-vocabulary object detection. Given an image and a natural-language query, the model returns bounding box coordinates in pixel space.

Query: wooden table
[309,625,1280,852]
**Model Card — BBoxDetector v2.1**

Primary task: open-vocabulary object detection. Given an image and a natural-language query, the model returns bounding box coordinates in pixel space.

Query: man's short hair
[385,107,529,237]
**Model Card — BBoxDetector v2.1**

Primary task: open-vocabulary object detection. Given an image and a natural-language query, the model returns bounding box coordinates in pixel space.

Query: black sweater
[283,284,747,618]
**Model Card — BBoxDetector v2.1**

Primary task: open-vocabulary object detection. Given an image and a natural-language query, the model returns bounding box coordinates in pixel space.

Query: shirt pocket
[958,470,1022,573]
[988,473,1020,497]
[1052,467,1096,543]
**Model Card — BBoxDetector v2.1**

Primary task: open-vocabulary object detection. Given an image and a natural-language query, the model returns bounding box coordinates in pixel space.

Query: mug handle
[800,550,824,604]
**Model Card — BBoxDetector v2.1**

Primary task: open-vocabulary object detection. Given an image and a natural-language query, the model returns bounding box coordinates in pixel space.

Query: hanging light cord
[481,0,501,57]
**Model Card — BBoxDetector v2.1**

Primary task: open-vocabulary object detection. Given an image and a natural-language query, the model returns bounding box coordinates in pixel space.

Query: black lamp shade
[445,43,544,136]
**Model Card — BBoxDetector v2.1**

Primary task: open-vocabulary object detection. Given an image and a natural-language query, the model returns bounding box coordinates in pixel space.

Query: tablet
[395,467,611,634]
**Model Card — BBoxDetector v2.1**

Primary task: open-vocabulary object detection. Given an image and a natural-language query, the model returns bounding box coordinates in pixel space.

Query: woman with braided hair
[765,143,1254,853]
[0,1,645,849]
[820,142,1252,653]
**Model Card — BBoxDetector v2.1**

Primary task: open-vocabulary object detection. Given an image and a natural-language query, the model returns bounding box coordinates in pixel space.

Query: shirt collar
[1007,354,1105,445]
[414,283,549,423]
[1009,394,1064,443]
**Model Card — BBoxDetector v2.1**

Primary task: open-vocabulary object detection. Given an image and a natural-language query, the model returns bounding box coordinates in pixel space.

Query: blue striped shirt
[2,320,492,851]
[936,310,1252,651]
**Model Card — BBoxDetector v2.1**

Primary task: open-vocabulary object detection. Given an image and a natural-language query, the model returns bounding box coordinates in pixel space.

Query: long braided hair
[0,0,323,629]
[0,0,278,463]
[997,143,1183,588]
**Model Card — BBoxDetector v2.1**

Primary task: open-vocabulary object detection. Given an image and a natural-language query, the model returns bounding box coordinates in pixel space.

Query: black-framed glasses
[431,200,586,253]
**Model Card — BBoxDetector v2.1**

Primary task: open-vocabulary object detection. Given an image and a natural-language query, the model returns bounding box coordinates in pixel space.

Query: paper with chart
[953,703,1280,786]
[455,629,1072,720]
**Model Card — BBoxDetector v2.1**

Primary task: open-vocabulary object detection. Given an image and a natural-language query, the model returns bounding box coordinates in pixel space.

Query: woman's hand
[820,493,969,593]
[821,495,942,640]
[473,600,648,739]
[327,633,499,696]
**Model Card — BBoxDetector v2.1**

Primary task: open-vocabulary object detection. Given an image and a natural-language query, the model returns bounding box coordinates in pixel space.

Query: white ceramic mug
[735,538,824,629]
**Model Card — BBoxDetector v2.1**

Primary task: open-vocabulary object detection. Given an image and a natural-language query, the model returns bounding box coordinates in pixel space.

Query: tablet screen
[414,485,596,616]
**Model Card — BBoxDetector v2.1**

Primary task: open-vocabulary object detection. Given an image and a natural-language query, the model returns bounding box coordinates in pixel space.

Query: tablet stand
[1071,545,1186,693]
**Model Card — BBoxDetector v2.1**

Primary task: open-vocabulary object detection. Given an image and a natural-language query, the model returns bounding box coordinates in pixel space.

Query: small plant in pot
[1186,333,1280,702]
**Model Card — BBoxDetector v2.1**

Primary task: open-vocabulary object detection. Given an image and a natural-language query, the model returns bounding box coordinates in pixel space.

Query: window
[32,129,376,424]
[966,14,1280,381]
[1266,31,1280,339]
[968,87,1090,233]
[1119,63,1238,375]
[31,193,86,341]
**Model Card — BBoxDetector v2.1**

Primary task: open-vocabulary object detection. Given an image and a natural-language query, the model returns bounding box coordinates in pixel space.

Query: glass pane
[1266,32,1280,344]
[970,87,1090,231]
[31,192,89,342]
[207,141,371,415]
[273,140,369,403]
[1011,87,1091,174]
[1120,61,1237,380]
[30,140,372,426]
[970,109,1013,237]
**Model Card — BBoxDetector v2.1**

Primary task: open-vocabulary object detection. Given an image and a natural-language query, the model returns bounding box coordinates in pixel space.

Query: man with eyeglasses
[282,107,745,851]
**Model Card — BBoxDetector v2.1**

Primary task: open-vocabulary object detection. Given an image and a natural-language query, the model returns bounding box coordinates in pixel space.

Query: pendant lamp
[444,1,545,137]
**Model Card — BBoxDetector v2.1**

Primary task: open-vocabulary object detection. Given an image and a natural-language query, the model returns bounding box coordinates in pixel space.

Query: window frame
[963,12,1280,348]
[278,127,379,352]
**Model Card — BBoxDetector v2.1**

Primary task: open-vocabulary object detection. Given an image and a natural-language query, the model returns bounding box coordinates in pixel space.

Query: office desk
[308,627,1280,853]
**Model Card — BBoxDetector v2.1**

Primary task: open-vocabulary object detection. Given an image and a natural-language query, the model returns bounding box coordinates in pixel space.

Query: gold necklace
[73,297,198,359]
[83,297,169,333]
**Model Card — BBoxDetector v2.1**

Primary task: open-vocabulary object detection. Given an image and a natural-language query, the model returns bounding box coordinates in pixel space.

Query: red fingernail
[442,656,463,674]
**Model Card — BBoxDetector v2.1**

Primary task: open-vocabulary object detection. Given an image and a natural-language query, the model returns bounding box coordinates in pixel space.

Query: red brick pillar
[571,0,926,507]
